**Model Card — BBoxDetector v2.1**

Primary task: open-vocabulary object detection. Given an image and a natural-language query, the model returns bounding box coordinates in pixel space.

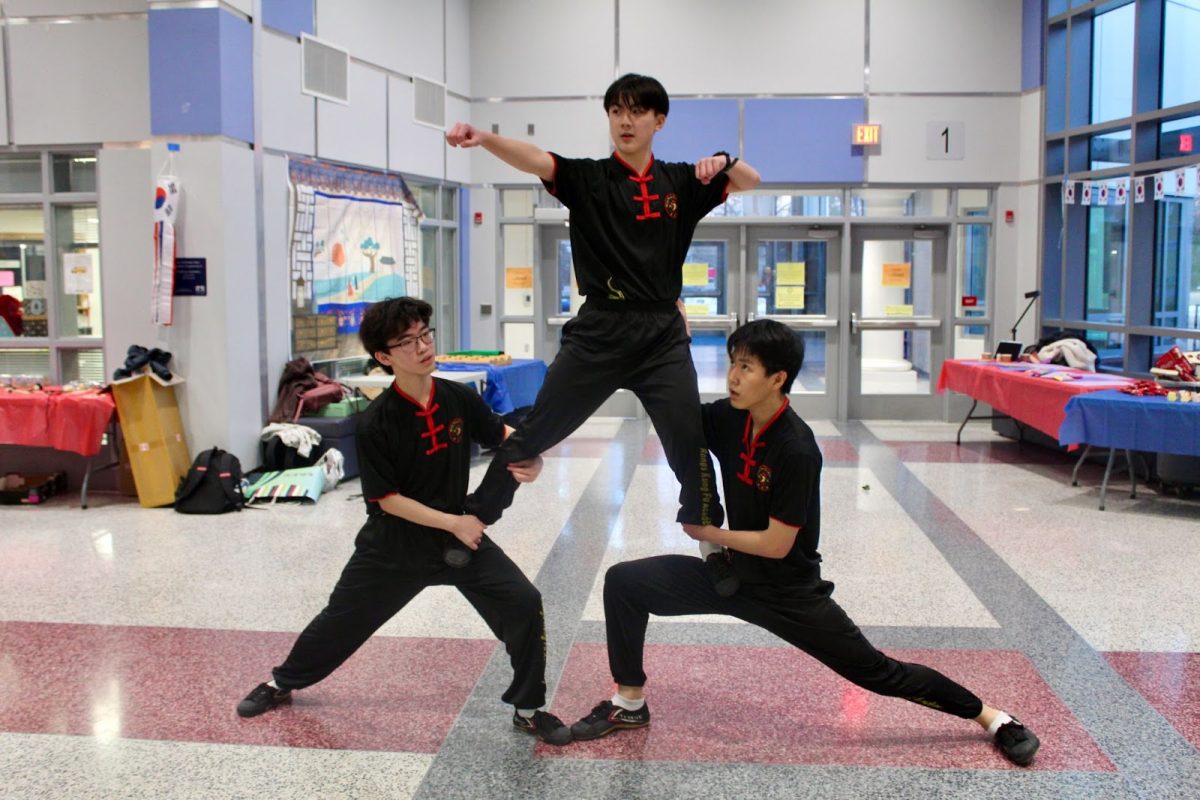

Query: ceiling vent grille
[301,34,349,104]
[413,76,446,128]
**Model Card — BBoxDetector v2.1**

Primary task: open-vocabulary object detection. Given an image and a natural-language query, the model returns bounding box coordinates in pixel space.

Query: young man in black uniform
[570,320,1042,767]
[445,74,761,578]
[235,297,571,745]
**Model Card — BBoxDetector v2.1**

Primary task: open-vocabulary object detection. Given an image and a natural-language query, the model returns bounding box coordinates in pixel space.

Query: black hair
[359,296,432,374]
[726,319,805,394]
[603,73,669,116]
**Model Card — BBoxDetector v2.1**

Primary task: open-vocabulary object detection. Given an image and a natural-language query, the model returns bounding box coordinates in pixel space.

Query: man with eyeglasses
[446,74,760,590]
[235,296,573,745]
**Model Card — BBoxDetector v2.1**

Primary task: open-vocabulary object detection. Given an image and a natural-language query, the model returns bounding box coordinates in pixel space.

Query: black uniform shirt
[542,153,729,302]
[357,378,505,518]
[702,398,824,589]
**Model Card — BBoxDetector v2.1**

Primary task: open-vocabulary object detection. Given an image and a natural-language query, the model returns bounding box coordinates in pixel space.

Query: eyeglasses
[386,328,435,352]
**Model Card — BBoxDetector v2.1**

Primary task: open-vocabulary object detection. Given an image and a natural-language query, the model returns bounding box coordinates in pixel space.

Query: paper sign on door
[882,263,911,288]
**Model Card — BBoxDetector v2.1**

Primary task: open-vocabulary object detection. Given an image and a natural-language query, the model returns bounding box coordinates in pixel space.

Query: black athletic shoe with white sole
[994,718,1040,766]
[512,710,572,746]
[570,699,650,740]
[236,682,292,718]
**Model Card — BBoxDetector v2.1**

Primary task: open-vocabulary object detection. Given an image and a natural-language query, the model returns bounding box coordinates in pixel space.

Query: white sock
[611,693,644,711]
[267,679,279,690]
[516,708,537,719]
[986,711,1014,736]
[699,541,721,560]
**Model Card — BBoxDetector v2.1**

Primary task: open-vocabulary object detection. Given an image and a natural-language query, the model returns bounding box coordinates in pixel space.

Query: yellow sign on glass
[505,267,533,289]
[777,261,806,285]
[682,262,710,287]
[885,304,914,317]
[684,302,711,316]
[882,263,911,288]
[775,286,806,310]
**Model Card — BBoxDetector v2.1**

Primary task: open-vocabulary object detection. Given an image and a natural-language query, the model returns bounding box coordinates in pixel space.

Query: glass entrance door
[745,226,840,419]
[848,225,949,419]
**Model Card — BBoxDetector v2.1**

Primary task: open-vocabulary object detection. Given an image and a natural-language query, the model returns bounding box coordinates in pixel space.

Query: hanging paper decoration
[1097,183,1109,205]
[1081,182,1092,206]
[1115,180,1127,205]
[152,144,182,326]
[1134,176,1145,203]
[1176,169,1188,194]
[1064,180,1076,205]
[1154,173,1166,200]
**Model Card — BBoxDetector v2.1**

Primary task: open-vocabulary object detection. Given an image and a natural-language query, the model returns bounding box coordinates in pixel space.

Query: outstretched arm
[682,518,799,560]
[694,155,761,192]
[446,122,555,181]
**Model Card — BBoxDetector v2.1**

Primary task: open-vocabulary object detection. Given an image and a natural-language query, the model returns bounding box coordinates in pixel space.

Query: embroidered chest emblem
[664,193,678,219]
[755,464,772,493]
[448,417,464,444]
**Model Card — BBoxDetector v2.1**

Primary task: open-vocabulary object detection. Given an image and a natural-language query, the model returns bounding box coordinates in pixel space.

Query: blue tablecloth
[1058,389,1200,456]
[435,359,547,415]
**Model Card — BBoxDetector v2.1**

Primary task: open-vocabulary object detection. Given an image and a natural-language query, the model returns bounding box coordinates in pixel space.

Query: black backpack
[175,447,246,514]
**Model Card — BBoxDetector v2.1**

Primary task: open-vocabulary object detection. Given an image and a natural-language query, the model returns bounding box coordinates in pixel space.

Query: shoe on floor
[704,552,739,598]
[994,718,1040,766]
[512,710,572,746]
[236,682,292,718]
[570,699,650,740]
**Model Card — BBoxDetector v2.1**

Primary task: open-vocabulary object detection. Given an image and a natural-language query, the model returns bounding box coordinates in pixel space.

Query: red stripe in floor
[0,621,494,752]
[543,642,1114,771]
[1105,651,1200,752]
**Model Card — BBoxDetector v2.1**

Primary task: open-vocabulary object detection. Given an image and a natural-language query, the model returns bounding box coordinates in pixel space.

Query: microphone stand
[1010,290,1040,341]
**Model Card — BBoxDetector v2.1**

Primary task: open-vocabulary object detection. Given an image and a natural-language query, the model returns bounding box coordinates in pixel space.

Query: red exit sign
[1181,133,1194,153]
[853,124,881,146]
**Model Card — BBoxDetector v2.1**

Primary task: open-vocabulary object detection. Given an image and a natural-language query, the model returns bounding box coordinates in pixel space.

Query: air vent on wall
[413,76,445,128]
[301,34,349,105]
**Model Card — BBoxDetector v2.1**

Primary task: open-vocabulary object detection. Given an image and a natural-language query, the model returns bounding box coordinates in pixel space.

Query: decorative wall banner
[1060,166,1200,209]
[1134,176,1145,203]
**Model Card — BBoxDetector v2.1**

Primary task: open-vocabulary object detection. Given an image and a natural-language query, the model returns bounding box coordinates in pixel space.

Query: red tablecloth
[0,389,115,457]
[936,360,1134,439]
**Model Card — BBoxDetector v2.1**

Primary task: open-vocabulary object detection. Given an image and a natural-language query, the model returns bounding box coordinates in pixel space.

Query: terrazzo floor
[2,417,1197,799]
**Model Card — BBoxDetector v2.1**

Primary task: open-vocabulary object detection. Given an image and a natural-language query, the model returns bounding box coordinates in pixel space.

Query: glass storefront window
[51,154,97,194]
[793,330,827,395]
[1090,129,1131,169]
[1159,115,1200,160]
[1086,329,1125,371]
[1153,167,1199,329]
[850,188,948,217]
[680,240,726,315]
[957,223,990,331]
[1154,334,1200,358]
[755,240,828,316]
[54,205,101,338]
[59,347,105,384]
[501,188,535,217]
[420,225,437,311]
[1091,2,1134,124]
[1162,0,1200,109]
[0,155,42,193]
[860,330,932,395]
[413,183,438,219]
[440,187,457,222]
[0,207,48,339]
[956,189,990,216]
[710,191,842,218]
[1085,204,1128,324]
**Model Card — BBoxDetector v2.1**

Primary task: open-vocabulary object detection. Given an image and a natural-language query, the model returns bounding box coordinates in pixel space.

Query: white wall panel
[469,100,608,184]
[871,0,1021,93]
[317,61,388,169]
[315,0,443,82]
[445,95,471,184]
[470,0,613,98]
[866,96,1021,184]
[468,186,497,349]
[6,0,146,13]
[10,20,150,144]
[445,0,470,97]
[620,0,864,95]
[388,76,445,179]
[1018,90,1042,183]
[263,153,293,387]
[0,36,8,146]
[262,31,316,155]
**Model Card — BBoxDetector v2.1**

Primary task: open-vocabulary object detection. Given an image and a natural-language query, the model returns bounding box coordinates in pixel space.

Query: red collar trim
[612,151,654,178]
[742,397,790,449]
[392,379,436,411]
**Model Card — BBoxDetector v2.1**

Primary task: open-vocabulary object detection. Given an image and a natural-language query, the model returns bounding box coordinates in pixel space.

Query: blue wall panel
[219,10,254,143]
[653,99,740,165]
[1022,0,1043,91]
[149,8,223,137]
[744,99,864,184]
[263,0,313,38]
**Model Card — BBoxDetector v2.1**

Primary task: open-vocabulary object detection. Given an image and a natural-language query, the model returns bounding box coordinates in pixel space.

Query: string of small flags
[1063,164,1199,205]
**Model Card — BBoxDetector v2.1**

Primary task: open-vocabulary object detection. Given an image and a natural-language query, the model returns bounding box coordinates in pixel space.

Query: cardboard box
[110,372,190,507]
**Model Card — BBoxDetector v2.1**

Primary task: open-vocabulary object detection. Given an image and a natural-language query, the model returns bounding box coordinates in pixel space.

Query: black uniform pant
[272,517,548,710]
[464,302,724,528]
[604,556,984,720]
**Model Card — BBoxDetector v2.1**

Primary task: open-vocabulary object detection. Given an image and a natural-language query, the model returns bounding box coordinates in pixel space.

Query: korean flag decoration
[1097,182,1109,206]
[1154,173,1166,200]
[1134,176,1145,203]
[153,163,181,326]
[1115,180,1127,205]
[1064,180,1076,205]
[1081,182,1092,206]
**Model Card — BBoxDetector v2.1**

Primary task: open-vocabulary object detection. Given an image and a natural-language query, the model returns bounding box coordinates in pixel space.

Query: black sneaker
[995,718,1040,766]
[512,710,572,746]
[236,682,292,718]
[444,542,471,568]
[570,699,650,740]
[705,552,739,598]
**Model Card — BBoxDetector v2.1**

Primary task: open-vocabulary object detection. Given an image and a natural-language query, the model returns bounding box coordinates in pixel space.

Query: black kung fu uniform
[602,398,985,720]
[272,378,548,710]
[463,152,728,528]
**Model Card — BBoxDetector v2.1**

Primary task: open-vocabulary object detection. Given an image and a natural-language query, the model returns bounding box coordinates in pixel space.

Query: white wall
[468,100,606,184]
[7,0,147,14]
[9,19,150,145]
[388,76,446,178]
[261,31,316,156]
[317,61,388,169]
[262,152,294,412]
[316,0,444,83]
